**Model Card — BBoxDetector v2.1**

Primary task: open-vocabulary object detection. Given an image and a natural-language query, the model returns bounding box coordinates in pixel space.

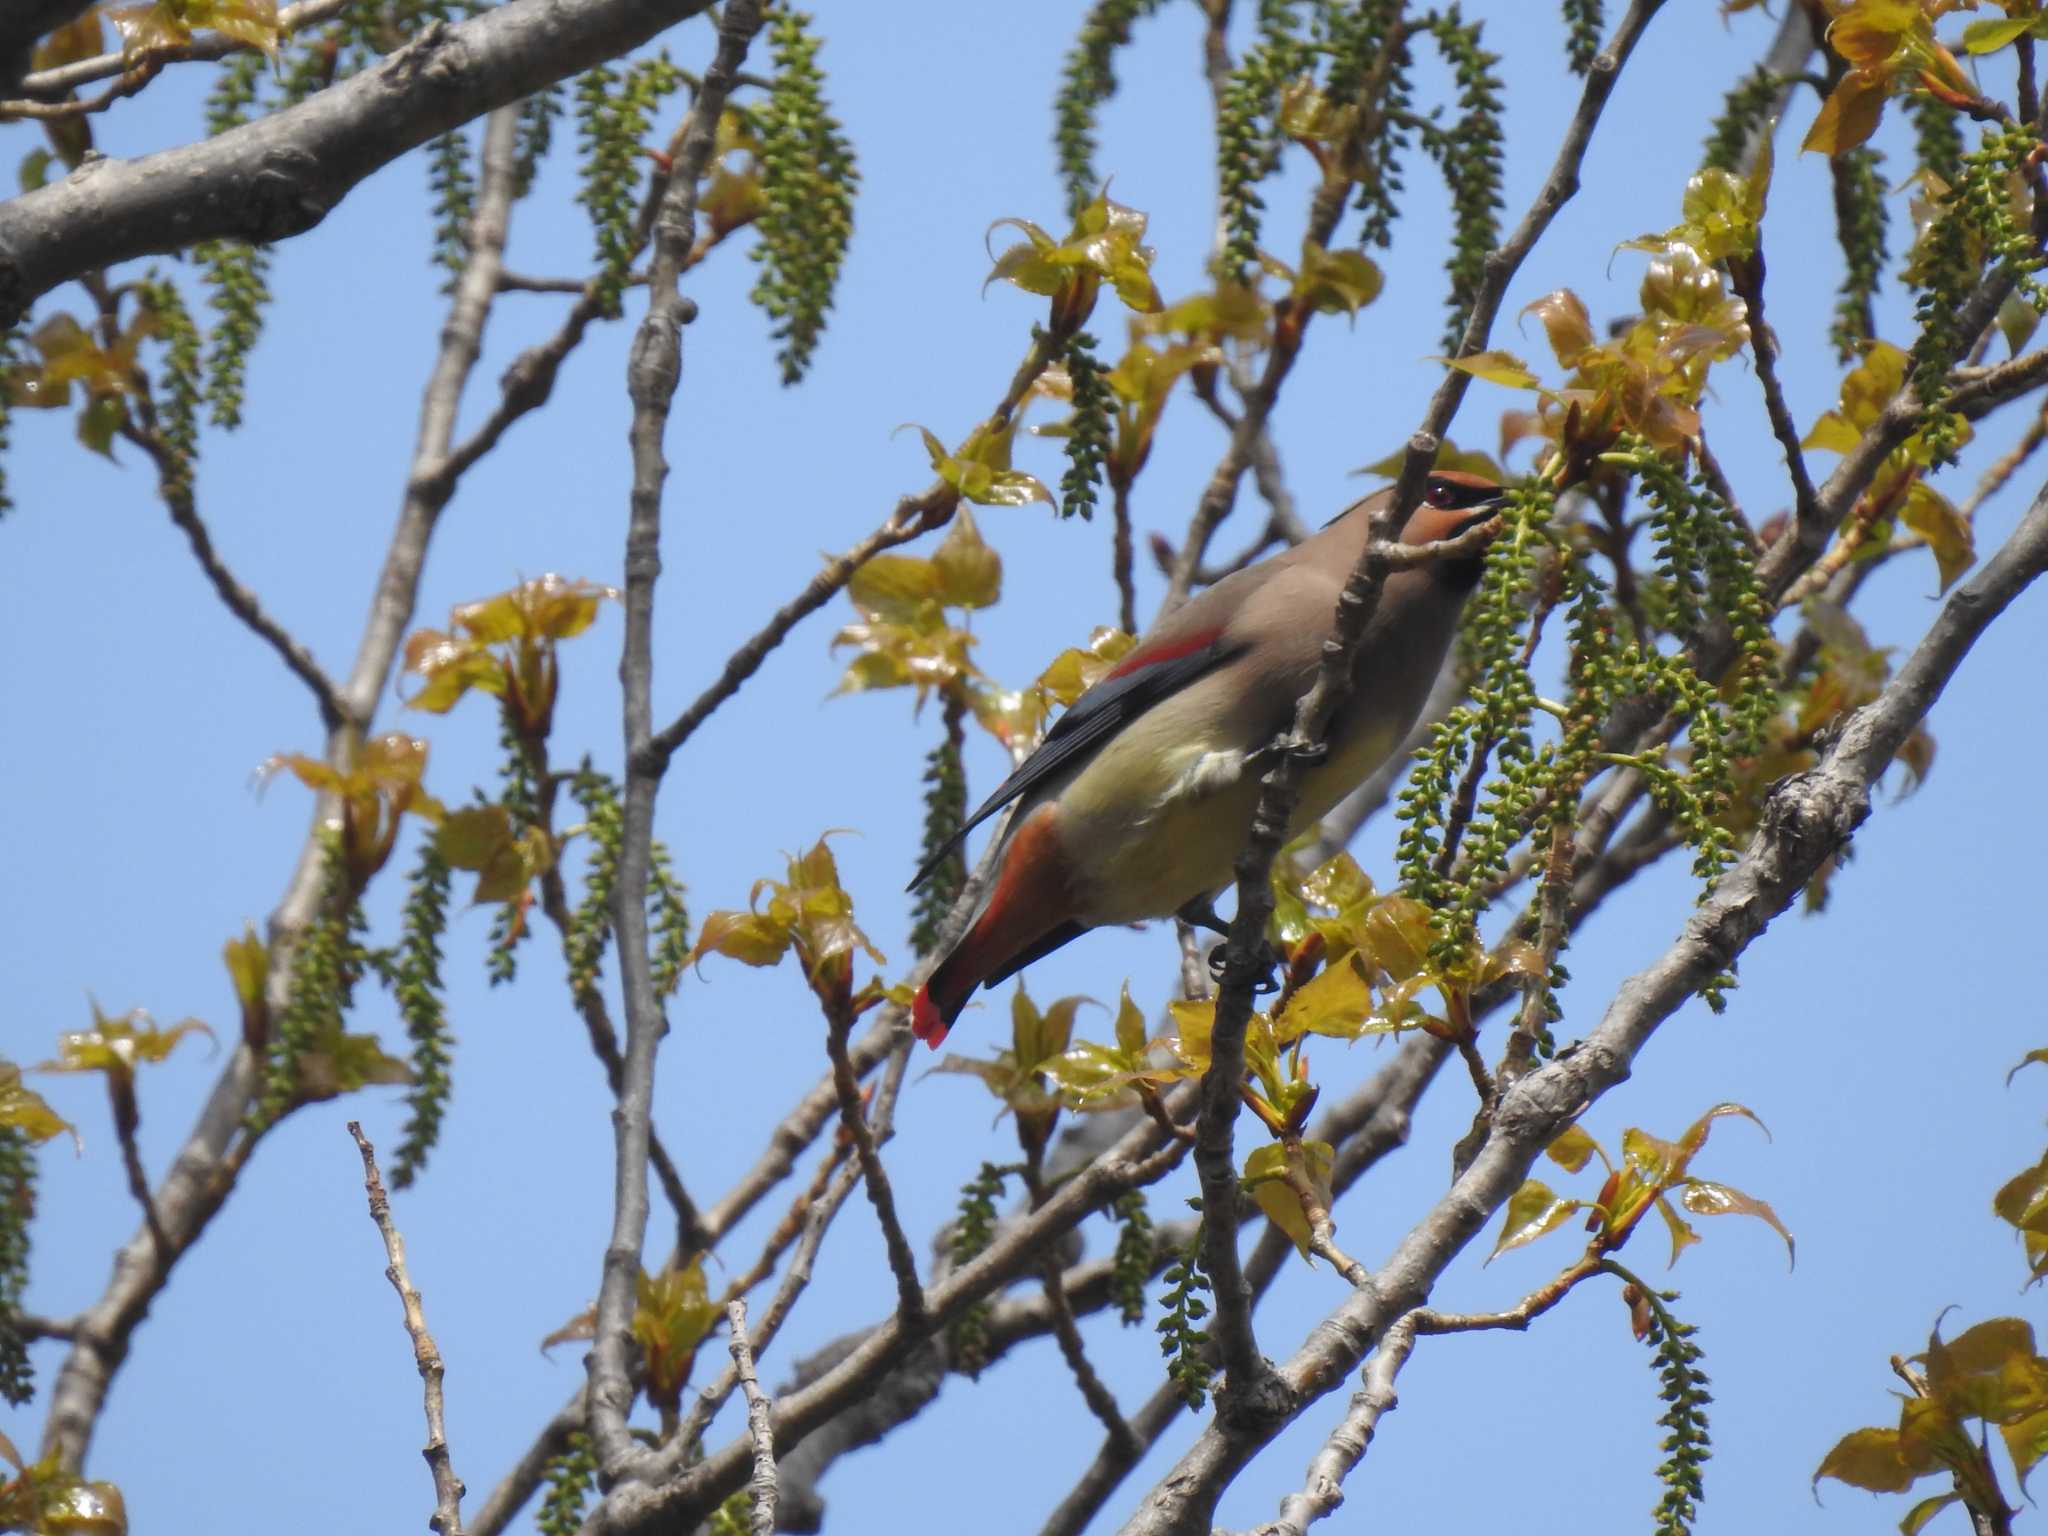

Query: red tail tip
[911,983,950,1050]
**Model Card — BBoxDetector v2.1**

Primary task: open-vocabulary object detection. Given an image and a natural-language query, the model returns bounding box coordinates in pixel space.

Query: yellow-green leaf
[1801,71,1888,158]
[689,910,791,969]
[1489,1178,1583,1260]
[1901,481,1974,592]
[1275,952,1374,1042]
[0,1061,77,1147]
[1111,983,1147,1059]
[1437,349,1540,389]
[2003,1405,2048,1490]
[1995,1151,2048,1234]
[930,506,1003,608]
[1816,1426,1920,1494]
[1294,242,1383,318]
[1546,1122,1602,1175]
[1963,15,2037,53]
[1523,289,1595,368]
[1676,1177,1796,1267]
[40,1005,214,1078]
[1899,1492,1961,1535]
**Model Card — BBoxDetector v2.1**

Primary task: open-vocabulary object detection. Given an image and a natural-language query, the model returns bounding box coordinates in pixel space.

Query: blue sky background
[5,3,2048,1533]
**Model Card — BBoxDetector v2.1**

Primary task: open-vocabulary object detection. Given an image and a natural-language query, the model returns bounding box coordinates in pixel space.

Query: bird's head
[1398,470,1508,592]
[1398,469,1509,544]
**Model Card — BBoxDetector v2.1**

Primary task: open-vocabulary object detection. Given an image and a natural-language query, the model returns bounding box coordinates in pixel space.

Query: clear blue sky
[6,4,2047,1533]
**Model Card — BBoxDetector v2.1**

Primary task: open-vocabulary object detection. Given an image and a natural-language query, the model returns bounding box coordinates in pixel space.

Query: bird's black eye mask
[1321,475,1508,530]
[1423,473,1507,511]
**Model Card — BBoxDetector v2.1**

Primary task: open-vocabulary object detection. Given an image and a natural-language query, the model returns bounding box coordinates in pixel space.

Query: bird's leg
[1207,940,1280,994]
[1179,896,1280,992]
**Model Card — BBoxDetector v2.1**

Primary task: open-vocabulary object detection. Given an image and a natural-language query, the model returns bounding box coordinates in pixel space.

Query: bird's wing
[906,629,1242,891]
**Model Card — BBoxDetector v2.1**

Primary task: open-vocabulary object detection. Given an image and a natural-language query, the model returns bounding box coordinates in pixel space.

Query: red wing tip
[1103,626,1223,681]
[911,984,950,1050]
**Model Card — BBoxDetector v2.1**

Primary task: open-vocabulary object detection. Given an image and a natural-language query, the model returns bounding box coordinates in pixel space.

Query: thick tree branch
[348,1122,466,1536]
[0,0,720,322]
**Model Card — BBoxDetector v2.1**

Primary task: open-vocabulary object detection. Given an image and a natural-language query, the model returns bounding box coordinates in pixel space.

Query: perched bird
[909,469,1508,1047]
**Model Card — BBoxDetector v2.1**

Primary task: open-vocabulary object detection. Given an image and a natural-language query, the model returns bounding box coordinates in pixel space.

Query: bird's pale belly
[1053,711,1404,926]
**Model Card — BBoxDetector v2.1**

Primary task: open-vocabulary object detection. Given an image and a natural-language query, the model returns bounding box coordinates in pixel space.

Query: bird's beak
[1449,491,1510,539]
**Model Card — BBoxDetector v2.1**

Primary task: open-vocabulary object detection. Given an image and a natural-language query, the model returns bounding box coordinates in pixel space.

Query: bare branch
[347,1122,465,1536]
[593,1093,1182,1534]
[153,444,350,728]
[591,0,765,1480]
[725,1302,777,1536]
[825,1015,925,1324]
[0,56,164,120]
[11,0,355,98]
[647,490,946,766]
[104,1077,168,1264]
[1257,1311,1416,1536]
[468,1391,584,1536]
[1726,249,1818,536]
[1039,1254,1138,1457]
[0,0,721,322]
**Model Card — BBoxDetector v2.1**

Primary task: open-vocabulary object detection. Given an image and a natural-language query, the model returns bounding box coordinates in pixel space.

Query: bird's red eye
[1425,478,1453,507]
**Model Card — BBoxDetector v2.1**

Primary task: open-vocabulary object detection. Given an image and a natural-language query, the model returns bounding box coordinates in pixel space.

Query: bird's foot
[1207,939,1280,995]
[1175,895,1232,937]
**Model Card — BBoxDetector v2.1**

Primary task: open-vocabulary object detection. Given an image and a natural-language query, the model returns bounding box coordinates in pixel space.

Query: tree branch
[725,1301,777,1536]
[589,0,764,1480]
[347,1122,466,1536]
[825,1015,925,1325]
[11,0,355,99]
[0,0,720,322]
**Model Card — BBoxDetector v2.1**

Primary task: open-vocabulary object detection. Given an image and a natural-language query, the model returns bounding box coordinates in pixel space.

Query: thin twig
[660,1042,914,1479]
[725,1301,777,1536]
[347,1122,466,1536]
[1727,248,1818,538]
[1039,1255,1139,1457]
[116,411,348,728]
[646,490,947,766]
[13,0,354,98]
[0,56,162,119]
[647,322,1071,766]
[105,1076,168,1264]
[1193,0,1666,1424]
[1111,483,1139,634]
[1960,398,2048,522]
[523,739,702,1252]
[825,1015,926,1325]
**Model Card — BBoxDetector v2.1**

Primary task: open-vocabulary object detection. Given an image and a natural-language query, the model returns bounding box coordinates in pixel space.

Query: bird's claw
[1207,940,1280,994]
